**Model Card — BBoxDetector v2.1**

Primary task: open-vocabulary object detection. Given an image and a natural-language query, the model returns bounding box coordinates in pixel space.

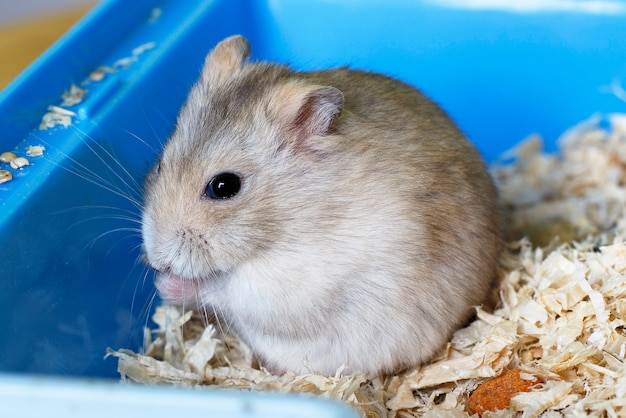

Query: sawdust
[108,113,626,417]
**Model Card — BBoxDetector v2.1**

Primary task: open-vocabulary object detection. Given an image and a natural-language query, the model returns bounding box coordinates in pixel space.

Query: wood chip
[60,84,88,107]
[25,145,45,157]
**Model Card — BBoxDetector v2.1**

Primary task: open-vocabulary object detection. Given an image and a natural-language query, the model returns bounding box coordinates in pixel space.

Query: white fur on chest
[202,239,437,376]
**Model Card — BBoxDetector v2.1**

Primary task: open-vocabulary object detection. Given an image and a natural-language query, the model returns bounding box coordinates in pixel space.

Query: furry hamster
[142,35,502,377]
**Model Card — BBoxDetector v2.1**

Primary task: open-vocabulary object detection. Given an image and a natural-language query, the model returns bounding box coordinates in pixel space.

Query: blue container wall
[1,0,626,379]
[250,0,626,159]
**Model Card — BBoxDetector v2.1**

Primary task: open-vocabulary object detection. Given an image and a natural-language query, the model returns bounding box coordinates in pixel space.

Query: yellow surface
[0,8,92,89]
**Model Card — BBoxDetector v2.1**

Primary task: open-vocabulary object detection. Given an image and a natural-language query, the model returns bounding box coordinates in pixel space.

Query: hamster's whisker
[195,300,209,329]
[83,228,142,254]
[52,207,142,235]
[141,289,160,353]
[164,240,186,272]
[66,213,143,230]
[37,145,144,211]
[129,265,151,320]
[206,269,235,338]
[71,126,144,199]
[132,94,170,152]
[122,128,163,157]
[135,254,152,285]
[208,301,230,344]
[52,205,143,221]
[129,242,147,260]
[34,125,144,210]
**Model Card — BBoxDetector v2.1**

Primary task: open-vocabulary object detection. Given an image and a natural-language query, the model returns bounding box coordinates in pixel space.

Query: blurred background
[0,0,96,88]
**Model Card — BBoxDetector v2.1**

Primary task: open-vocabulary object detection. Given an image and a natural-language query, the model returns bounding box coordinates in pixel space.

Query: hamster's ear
[201,35,251,86]
[273,84,344,143]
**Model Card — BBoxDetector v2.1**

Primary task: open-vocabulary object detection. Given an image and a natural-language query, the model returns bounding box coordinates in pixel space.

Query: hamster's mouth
[155,272,207,306]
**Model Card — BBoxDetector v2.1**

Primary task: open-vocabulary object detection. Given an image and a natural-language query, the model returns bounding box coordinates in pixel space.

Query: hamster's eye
[205,172,241,200]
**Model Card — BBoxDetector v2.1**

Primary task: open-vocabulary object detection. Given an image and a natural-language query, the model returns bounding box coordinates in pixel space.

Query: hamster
[141,35,502,377]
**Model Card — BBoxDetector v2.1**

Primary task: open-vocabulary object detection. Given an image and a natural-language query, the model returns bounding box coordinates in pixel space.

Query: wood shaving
[25,145,45,158]
[110,113,626,417]
[60,84,88,107]
[39,105,77,130]
[0,170,11,184]
[0,152,17,163]
[88,66,116,83]
[112,56,139,70]
[132,42,157,57]
[41,84,84,130]
[39,41,157,130]
[0,148,39,186]
[9,157,29,170]
[84,42,157,84]
[113,43,156,69]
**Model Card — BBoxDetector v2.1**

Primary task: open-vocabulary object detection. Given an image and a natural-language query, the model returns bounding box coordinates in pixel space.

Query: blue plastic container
[1,0,626,415]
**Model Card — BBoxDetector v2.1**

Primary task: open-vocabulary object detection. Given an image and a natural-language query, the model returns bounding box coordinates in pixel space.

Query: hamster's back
[283,67,504,372]
[301,68,502,303]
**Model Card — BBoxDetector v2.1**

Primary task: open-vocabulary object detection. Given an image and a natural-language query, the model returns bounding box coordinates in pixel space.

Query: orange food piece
[467,369,542,415]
